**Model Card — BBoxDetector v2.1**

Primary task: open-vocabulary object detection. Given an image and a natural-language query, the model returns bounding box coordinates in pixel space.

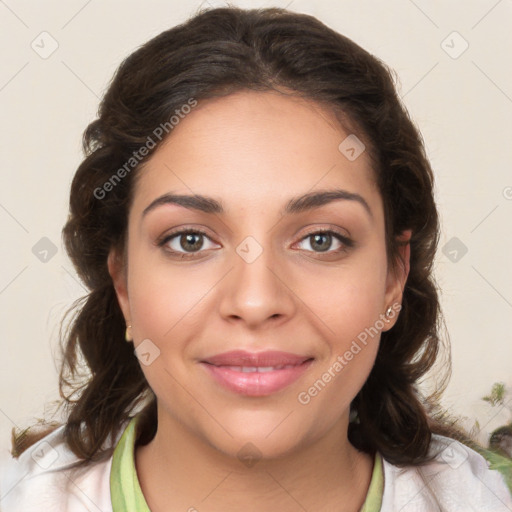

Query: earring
[384,306,393,322]
[125,324,133,342]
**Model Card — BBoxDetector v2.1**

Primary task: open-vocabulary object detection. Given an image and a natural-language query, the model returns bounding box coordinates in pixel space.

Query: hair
[13,6,478,467]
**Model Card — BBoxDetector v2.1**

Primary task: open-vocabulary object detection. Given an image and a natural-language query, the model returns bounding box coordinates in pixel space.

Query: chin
[198,412,317,464]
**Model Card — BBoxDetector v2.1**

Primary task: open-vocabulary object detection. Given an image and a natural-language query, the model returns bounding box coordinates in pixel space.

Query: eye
[158,228,218,257]
[157,227,353,259]
[295,230,353,254]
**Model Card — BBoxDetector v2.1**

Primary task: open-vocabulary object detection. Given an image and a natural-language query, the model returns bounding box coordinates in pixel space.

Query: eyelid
[298,224,351,241]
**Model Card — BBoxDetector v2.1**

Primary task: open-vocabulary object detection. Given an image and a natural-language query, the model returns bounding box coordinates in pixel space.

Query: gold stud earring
[125,324,133,342]
[384,306,393,322]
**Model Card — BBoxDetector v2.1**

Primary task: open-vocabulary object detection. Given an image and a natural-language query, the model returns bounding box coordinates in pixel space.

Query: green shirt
[110,415,384,511]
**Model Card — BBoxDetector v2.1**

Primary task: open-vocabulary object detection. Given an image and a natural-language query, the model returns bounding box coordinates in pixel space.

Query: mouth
[199,350,315,396]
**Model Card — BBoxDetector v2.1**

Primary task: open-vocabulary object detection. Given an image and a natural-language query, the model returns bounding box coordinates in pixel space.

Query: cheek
[302,247,388,349]
[125,249,207,410]
[294,246,387,411]
[295,275,386,430]
[126,246,209,342]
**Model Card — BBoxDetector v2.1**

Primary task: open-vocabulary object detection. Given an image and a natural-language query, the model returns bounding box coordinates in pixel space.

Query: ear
[108,247,131,323]
[382,229,411,330]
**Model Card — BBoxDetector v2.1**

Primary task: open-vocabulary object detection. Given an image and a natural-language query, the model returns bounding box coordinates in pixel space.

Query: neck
[135,409,374,512]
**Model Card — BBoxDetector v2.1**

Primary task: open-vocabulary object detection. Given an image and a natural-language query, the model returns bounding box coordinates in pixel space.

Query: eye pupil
[311,233,331,252]
[181,233,203,252]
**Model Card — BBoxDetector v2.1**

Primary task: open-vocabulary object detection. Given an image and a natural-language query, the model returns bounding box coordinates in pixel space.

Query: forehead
[131,90,381,218]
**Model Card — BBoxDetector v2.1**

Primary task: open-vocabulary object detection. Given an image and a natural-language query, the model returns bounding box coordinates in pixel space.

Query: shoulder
[380,434,512,511]
[0,425,114,512]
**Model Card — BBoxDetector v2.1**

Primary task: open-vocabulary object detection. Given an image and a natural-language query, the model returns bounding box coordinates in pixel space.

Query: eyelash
[157,226,354,260]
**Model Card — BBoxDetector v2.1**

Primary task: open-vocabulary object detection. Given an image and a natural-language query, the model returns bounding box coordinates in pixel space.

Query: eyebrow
[142,188,372,218]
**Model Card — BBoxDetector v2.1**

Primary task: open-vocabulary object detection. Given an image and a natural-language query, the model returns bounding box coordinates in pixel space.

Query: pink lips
[200,350,314,396]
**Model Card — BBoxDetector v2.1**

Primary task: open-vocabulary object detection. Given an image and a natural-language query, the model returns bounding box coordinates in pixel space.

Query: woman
[1,6,511,511]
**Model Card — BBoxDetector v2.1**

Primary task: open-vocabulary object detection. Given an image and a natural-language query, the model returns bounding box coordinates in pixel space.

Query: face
[110,90,408,460]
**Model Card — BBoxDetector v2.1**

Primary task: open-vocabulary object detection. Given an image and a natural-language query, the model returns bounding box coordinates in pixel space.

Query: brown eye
[179,232,205,252]
[158,229,219,257]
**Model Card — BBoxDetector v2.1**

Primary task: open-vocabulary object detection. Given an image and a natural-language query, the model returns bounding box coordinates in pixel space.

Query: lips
[200,350,314,396]
[202,350,312,367]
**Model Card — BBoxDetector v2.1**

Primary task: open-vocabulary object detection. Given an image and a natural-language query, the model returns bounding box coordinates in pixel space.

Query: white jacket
[1,424,511,511]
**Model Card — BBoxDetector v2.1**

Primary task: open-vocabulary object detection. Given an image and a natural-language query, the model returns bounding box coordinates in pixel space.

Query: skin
[109,89,410,512]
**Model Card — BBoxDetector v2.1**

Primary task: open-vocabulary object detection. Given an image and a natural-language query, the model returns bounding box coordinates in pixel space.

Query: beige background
[1,0,511,462]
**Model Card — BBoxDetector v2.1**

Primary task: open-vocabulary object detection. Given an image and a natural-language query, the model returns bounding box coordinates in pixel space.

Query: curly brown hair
[13,6,472,466]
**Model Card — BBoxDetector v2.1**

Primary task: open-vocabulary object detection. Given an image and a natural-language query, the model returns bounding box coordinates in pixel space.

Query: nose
[217,237,297,330]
